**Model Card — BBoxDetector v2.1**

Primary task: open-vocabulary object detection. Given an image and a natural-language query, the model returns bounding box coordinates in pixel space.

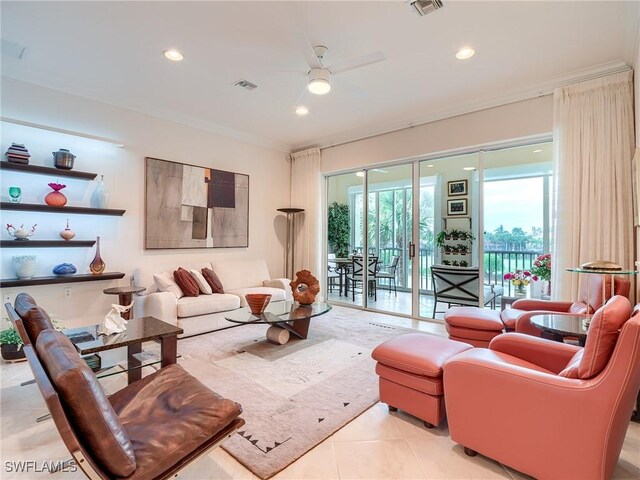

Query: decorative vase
[59,218,76,241]
[45,182,67,207]
[53,263,77,276]
[52,148,75,170]
[12,255,37,279]
[89,236,105,275]
[541,280,551,299]
[8,186,21,203]
[91,175,110,208]
[514,283,527,297]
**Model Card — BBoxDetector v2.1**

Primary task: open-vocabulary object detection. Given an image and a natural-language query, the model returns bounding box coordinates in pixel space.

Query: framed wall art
[447,179,468,196]
[447,198,468,216]
[145,157,249,249]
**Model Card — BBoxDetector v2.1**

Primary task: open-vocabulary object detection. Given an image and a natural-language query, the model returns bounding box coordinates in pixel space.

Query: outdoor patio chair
[346,256,379,301]
[376,255,400,296]
[431,265,503,317]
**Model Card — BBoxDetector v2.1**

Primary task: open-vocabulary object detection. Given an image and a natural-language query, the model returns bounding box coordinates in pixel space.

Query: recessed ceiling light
[533,149,543,153]
[455,47,475,60]
[295,106,309,116]
[355,171,365,177]
[463,166,476,171]
[426,164,434,168]
[163,49,184,62]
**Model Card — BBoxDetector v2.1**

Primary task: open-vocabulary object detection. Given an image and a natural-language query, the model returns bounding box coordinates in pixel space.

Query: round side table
[530,313,588,347]
[103,286,145,320]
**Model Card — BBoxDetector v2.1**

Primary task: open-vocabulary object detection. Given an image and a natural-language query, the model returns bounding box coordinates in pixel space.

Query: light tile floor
[1,307,639,480]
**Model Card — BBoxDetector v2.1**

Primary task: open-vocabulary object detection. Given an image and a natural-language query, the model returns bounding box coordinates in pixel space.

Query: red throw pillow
[173,268,199,297]
[202,268,224,294]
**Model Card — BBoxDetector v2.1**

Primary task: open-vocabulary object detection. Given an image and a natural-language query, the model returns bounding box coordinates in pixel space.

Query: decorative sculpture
[6,223,36,241]
[98,302,132,336]
[290,270,320,305]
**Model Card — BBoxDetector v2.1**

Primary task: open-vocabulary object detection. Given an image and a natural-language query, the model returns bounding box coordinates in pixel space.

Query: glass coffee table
[225,301,331,345]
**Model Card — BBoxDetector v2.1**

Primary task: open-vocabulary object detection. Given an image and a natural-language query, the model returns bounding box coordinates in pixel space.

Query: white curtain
[552,70,635,300]
[289,147,322,277]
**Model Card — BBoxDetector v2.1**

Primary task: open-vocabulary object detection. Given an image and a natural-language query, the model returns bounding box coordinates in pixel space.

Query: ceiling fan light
[308,78,331,95]
[308,68,331,95]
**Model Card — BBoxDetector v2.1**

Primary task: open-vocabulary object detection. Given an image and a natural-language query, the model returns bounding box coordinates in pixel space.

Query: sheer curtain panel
[552,70,635,300]
[289,147,322,277]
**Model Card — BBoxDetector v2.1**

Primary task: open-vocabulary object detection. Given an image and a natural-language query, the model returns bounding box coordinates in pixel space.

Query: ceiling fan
[296,35,386,96]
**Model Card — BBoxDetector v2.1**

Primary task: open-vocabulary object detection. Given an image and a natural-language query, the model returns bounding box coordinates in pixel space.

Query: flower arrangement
[531,253,551,281]
[504,269,538,295]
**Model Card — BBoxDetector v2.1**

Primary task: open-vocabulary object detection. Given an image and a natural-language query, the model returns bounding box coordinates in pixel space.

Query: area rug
[177,309,424,479]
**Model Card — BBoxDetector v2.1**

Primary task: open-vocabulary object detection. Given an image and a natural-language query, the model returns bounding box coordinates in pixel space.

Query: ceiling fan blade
[328,51,385,75]
[294,31,322,70]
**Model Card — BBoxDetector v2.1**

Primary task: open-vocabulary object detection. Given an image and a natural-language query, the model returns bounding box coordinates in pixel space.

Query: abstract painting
[145,157,249,249]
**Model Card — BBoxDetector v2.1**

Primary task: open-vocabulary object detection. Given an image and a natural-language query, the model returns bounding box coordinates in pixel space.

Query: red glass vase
[45,182,67,207]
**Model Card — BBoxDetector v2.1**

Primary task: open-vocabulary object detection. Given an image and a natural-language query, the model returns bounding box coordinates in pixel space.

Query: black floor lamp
[277,208,304,279]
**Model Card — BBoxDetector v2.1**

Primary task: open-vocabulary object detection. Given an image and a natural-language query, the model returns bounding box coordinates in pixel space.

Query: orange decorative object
[290,270,320,305]
[245,293,272,315]
[89,236,106,275]
[45,182,68,207]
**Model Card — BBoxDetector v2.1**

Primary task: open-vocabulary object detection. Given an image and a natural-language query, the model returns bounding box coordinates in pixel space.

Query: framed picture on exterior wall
[447,179,468,196]
[447,199,468,216]
[145,157,249,249]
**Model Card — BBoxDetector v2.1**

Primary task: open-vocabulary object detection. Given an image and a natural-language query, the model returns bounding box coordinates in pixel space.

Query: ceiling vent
[409,0,443,16]
[233,79,258,91]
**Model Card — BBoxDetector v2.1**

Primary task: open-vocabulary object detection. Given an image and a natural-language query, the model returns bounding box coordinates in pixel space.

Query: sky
[483,177,544,233]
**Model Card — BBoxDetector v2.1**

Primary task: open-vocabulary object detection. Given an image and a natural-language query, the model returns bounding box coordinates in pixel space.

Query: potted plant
[459,260,469,267]
[462,231,476,243]
[0,327,24,361]
[436,230,448,248]
[457,244,468,255]
[450,229,462,241]
[328,202,350,258]
[442,259,452,266]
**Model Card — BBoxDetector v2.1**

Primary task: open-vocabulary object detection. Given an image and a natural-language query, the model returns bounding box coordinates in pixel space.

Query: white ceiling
[1,1,638,152]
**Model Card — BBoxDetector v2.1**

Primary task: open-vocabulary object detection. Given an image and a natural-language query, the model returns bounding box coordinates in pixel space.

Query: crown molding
[300,59,630,151]
[0,71,291,153]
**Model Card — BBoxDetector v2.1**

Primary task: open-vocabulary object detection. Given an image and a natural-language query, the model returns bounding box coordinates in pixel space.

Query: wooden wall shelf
[0,161,97,180]
[1,203,125,216]
[1,240,96,248]
[0,272,125,288]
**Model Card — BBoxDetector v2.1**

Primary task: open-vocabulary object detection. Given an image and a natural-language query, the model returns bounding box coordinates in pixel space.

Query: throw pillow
[202,267,224,294]
[153,272,184,299]
[189,269,213,295]
[36,330,137,477]
[173,268,199,297]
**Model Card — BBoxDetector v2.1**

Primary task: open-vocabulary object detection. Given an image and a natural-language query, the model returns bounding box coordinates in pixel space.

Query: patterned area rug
[177,309,423,479]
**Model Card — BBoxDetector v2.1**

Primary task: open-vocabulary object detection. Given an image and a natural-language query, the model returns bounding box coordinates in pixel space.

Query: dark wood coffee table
[530,313,589,347]
[64,316,183,384]
[225,301,331,345]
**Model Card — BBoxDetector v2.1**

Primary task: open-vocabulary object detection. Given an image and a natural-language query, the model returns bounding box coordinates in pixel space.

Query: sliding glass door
[324,139,552,320]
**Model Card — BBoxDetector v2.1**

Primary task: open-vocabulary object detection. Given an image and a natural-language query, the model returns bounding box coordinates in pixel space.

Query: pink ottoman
[444,307,504,348]
[372,333,472,428]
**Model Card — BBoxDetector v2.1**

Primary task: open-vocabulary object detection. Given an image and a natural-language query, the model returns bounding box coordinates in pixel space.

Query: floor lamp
[277,208,304,279]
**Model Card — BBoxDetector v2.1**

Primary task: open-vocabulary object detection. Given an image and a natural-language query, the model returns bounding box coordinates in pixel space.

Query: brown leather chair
[5,296,245,480]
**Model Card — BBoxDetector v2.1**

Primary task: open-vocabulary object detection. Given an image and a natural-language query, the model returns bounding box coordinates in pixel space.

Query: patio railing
[353,246,542,295]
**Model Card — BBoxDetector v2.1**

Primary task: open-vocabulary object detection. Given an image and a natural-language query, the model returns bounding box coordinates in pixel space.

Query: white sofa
[132,259,292,337]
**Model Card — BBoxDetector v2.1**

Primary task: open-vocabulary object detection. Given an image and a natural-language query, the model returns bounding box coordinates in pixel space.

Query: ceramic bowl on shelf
[12,255,37,279]
[245,293,272,315]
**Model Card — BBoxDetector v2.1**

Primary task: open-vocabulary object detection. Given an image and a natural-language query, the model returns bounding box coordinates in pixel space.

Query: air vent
[233,79,258,91]
[409,0,443,16]
[1,39,27,60]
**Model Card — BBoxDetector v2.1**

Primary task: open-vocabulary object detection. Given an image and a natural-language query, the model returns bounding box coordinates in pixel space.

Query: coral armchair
[444,296,639,480]
[500,274,630,336]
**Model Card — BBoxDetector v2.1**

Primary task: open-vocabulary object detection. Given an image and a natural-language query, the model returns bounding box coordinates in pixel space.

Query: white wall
[0,77,290,327]
[321,96,553,173]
